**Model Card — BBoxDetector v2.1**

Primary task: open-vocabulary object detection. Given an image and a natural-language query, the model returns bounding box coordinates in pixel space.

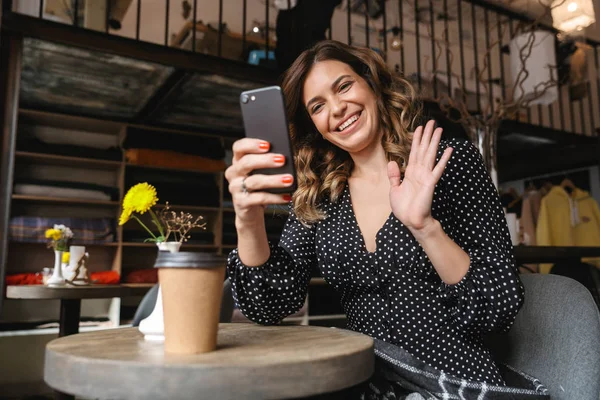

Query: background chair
[486,273,600,400]
[131,278,234,327]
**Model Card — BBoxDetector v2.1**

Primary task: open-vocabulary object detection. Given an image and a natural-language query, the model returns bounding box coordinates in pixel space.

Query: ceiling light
[551,0,595,32]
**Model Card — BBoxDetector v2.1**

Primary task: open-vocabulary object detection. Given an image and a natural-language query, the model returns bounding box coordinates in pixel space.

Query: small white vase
[157,241,181,253]
[47,250,66,286]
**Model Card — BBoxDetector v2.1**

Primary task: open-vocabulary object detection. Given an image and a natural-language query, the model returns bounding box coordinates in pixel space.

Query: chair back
[486,274,600,400]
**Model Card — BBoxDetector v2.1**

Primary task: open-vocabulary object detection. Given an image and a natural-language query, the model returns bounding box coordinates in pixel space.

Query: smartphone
[239,86,297,194]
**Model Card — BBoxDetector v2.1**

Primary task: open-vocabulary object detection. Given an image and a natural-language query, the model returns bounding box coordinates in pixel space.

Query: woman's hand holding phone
[231,86,296,266]
[225,138,295,226]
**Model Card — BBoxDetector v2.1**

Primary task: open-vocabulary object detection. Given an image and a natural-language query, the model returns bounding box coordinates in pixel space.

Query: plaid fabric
[352,339,550,400]
[9,216,116,244]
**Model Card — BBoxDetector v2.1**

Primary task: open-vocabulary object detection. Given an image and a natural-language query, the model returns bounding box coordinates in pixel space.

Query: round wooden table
[44,323,374,400]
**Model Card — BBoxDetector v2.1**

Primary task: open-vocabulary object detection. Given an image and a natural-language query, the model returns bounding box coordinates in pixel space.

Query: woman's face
[302,60,380,154]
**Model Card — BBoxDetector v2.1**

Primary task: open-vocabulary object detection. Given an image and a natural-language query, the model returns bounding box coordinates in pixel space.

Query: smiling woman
[223,41,545,399]
[281,41,420,225]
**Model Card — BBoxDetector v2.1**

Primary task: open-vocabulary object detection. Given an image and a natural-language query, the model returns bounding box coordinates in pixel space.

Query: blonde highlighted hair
[280,40,422,225]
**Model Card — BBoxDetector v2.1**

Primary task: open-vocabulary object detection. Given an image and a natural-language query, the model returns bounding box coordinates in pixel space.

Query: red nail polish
[281,176,293,184]
[259,141,270,150]
[283,195,292,201]
[273,155,285,163]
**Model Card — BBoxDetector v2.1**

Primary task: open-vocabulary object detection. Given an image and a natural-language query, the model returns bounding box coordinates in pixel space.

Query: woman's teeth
[338,114,359,131]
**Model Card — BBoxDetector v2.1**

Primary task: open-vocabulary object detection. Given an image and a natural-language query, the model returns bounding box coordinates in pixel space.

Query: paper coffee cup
[154,251,227,354]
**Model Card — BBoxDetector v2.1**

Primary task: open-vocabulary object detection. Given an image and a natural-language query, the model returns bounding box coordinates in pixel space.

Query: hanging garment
[520,188,548,272]
[536,186,600,272]
[521,188,547,246]
[274,0,342,72]
[572,188,600,267]
[536,186,576,274]
[521,193,537,246]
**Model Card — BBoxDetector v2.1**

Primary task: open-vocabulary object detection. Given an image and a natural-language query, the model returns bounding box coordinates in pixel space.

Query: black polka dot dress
[227,138,525,386]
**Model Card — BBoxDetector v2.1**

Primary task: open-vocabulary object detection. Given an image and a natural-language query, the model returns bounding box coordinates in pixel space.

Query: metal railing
[6,0,600,137]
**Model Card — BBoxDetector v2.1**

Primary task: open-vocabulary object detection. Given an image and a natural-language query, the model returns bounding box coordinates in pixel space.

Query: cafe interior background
[1,0,600,397]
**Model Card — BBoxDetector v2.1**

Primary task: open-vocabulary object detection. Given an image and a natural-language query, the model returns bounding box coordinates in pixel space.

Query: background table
[44,323,374,400]
[6,284,151,336]
[7,284,152,400]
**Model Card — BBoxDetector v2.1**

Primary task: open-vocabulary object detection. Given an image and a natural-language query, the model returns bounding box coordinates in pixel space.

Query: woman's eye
[312,104,323,114]
[339,82,353,92]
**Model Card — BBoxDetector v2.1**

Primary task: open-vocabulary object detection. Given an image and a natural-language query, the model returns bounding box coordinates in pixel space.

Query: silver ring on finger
[241,177,249,194]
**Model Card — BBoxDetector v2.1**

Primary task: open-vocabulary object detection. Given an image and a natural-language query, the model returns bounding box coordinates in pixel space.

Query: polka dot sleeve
[438,138,524,334]
[226,205,315,325]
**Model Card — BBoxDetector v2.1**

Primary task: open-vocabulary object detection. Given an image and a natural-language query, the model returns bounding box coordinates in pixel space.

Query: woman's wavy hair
[280,40,422,225]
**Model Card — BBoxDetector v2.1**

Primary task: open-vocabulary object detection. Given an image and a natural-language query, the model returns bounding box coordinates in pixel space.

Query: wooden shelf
[19,108,124,134]
[125,162,221,175]
[9,241,119,247]
[11,194,119,206]
[154,203,220,213]
[15,151,122,169]
[121,283,155,289]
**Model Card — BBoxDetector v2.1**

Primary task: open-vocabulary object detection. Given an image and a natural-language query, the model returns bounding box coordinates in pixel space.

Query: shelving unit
[3,108,240,329]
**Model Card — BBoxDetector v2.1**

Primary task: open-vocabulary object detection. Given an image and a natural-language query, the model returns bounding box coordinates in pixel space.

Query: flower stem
[149,209,165,237]
[132,215,157,239]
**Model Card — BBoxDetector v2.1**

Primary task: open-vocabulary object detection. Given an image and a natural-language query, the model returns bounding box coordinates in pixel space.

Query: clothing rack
[522,168,592,192]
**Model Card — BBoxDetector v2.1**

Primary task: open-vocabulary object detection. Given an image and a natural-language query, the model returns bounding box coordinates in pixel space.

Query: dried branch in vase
[158,202,207,244]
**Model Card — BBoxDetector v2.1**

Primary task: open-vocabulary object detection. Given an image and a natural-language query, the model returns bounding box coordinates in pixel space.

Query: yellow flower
[62,252,70,264]
[45,229,61,241]
[119,207,133,226]
[122,183,158,215]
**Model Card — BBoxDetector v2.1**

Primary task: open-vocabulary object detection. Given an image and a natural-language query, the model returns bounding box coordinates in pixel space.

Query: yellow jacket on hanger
[573,188,600,267]
[536,186,600,273]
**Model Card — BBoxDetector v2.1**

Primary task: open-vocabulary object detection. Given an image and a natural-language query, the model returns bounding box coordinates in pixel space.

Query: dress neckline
[343,183,393,255]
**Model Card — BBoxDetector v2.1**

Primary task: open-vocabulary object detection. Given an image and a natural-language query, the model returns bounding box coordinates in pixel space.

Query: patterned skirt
[307,339,549,400]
